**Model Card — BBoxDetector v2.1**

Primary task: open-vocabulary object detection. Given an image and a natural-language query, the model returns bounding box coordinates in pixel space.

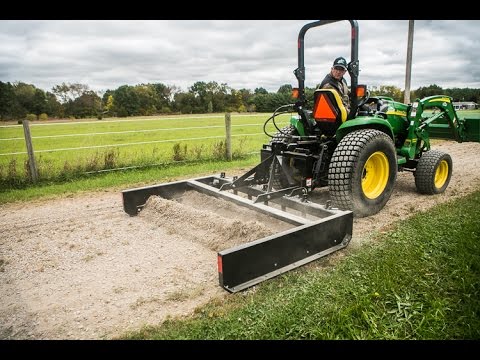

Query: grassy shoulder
[0,155,259,204]
[120,189,480,340]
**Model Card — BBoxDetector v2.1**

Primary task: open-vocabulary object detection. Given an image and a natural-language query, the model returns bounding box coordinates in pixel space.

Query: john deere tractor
[122,19,480,293]
[226,19,480,217]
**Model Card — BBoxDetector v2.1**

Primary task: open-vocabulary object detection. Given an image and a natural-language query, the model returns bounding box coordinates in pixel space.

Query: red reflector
[313,94,337,122]
[217,255,223,273]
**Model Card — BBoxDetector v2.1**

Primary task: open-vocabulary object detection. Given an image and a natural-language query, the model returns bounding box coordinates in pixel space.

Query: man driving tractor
[317,56,351,113]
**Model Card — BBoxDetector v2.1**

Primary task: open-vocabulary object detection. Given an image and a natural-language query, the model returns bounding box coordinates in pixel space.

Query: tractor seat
[312,88,348,136]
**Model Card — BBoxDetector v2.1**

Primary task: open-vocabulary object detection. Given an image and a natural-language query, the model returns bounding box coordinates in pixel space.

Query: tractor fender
[335,117,395,143]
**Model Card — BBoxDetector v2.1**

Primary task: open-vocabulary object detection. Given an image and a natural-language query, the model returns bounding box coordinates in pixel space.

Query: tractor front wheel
[414,150,452,194]
[328,129,397,217]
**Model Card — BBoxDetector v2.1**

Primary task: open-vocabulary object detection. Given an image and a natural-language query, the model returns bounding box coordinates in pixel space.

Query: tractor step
[122,175,353,293]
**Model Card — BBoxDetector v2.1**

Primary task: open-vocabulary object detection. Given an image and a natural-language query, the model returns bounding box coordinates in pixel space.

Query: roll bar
[294,20,359,119]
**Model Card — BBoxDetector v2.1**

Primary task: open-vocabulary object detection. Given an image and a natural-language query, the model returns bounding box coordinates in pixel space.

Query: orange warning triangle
[313,93,337,121]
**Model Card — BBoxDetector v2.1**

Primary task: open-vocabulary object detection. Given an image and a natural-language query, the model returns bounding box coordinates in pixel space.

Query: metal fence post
[22,120,38,183]
[225,112,232,161]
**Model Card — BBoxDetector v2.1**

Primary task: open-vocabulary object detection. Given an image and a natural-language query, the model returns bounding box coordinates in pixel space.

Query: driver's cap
[333,57,347,70]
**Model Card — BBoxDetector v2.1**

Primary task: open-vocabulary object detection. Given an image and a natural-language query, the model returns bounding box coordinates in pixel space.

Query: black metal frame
[122,175,353,293]
[220,151,309,204]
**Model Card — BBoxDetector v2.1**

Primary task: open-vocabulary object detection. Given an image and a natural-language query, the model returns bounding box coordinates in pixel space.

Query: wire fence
[0,133,265,156]
[0,113,290,184]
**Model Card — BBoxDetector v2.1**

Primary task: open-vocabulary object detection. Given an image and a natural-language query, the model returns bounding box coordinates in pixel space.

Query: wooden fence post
[225,112,232,161]
[22,120,38,183]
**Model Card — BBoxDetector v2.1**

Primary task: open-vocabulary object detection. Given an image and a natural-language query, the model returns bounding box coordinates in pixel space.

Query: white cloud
[1,20,479,93]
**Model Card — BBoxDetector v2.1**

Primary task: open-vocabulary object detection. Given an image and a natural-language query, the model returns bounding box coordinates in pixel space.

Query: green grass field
[1,109,478,188]
[0,113,291,185]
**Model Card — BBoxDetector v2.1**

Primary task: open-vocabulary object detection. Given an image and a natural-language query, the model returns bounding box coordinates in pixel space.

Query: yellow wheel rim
[434,160,449,189]
[362,151,389,199]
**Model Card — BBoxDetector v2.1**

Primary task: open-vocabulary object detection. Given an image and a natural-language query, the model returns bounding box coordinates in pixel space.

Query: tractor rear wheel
[328,129,397,217]
[268,125,301,190]
[414,150,452,194]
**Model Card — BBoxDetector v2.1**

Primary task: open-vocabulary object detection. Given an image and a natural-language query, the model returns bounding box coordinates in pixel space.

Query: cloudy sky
[1,20,479,95]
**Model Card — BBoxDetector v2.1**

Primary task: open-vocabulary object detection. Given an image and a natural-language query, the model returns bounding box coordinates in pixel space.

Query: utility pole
[404,20,415,104]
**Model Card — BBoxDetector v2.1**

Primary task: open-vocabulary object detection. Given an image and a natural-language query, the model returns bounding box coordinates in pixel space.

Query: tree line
[1,80,479,121]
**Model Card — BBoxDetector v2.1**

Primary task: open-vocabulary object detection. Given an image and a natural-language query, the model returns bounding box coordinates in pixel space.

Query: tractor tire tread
[414,150,452,194]
[328,128,397,217]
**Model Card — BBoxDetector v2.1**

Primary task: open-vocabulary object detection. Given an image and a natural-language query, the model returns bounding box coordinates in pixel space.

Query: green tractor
[122,19,480,292]
[228,19,480,217]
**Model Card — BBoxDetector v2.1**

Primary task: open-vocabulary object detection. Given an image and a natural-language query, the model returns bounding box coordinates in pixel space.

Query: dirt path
[1,140,479,339]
